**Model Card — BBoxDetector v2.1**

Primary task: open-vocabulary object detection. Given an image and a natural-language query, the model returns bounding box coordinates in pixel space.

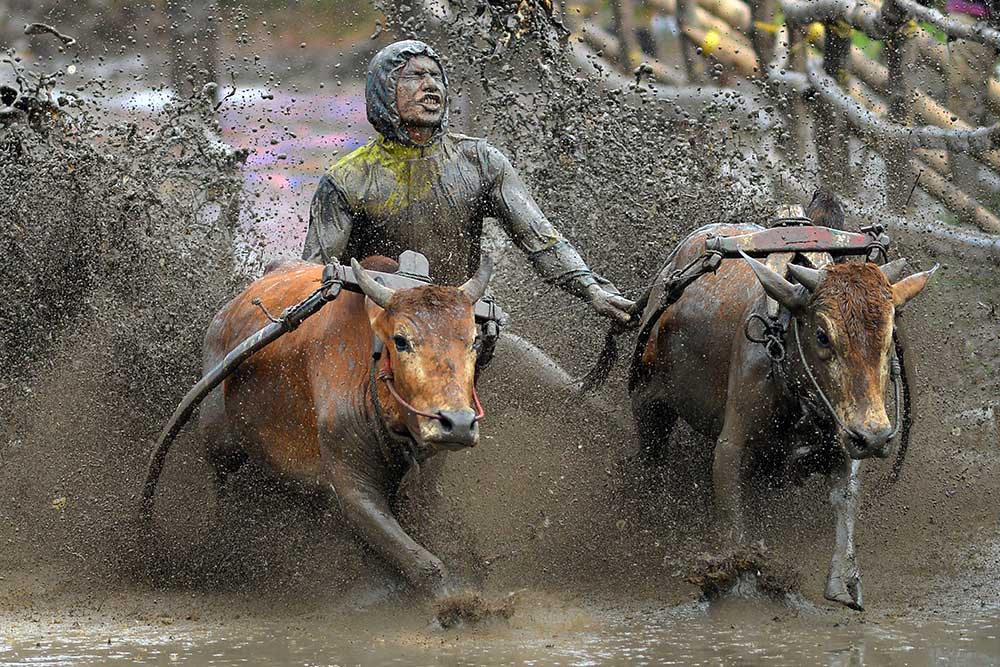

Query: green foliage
[851,29,883,60]
[919,21,950,44]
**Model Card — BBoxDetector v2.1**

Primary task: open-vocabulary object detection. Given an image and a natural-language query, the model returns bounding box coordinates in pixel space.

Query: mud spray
[0,0,998,661]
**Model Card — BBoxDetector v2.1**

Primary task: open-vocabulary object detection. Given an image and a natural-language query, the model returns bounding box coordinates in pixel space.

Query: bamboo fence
[569,0,1000,232]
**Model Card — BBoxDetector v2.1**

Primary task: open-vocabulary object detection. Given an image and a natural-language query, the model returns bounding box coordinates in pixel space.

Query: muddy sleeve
[302,172,353,264]
[483,145,600,299]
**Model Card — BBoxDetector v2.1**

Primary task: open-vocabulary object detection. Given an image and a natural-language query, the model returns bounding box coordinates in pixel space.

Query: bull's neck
[359,355,419,463]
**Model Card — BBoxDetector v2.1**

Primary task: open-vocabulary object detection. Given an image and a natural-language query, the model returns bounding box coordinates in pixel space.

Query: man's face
[395,55,445,128]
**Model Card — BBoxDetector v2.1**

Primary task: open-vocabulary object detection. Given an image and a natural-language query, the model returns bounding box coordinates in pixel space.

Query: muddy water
[2,598,997,666]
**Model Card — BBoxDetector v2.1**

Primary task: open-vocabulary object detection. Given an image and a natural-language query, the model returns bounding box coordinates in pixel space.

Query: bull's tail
[579,234,698,393]
[140,281,339,521]
[139,320,288,521]
[577,326,622,393]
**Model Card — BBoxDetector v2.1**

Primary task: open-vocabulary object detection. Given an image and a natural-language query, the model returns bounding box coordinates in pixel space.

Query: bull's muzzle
[420,409,479,449]
[844,422,893,460]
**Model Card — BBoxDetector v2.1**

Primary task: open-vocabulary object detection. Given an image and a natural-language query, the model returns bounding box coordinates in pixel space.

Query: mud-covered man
[302,40,633,324]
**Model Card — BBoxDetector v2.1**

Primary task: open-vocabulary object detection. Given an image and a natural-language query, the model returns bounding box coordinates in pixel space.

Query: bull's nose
[434,409,479,446]
[847,423,893,458]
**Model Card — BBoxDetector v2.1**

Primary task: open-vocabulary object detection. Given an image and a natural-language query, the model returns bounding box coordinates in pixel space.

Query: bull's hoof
[432,590,517,629]
[825,566,864,611]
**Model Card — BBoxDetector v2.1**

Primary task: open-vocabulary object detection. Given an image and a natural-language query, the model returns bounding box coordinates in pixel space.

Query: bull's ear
[892,263,938,309]
[364,297,381,324]
[739,250,809,312]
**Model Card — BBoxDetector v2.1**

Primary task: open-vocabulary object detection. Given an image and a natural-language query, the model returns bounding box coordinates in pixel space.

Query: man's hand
[586,284,635,325]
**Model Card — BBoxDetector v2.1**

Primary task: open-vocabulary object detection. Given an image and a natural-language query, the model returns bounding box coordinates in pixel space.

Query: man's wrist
[564,274,599,301]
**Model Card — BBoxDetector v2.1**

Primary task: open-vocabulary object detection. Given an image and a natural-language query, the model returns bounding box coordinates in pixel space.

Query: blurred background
[4,0,998,261]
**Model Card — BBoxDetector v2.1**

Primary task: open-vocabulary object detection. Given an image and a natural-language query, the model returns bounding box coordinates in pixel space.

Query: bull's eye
[393,335,411,352]
[471,336,483,352]
[816,328,831,349]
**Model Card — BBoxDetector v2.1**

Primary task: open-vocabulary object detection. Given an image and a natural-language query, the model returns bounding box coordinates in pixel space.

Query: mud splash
[433,591,517,629]
[0,5,998,665]
[687,544,801,602]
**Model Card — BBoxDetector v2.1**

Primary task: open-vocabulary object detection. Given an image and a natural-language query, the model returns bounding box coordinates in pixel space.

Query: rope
[792,317,851,434]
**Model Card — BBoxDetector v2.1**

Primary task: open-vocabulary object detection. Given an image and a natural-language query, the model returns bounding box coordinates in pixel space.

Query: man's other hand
[586,284,635,325]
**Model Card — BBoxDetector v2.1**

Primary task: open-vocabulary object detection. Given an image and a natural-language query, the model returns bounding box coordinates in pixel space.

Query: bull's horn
[459,254,494,302]
[739,249,809,312]
[787,263,822,291]
[879,258,909,284]
[351,258,395,308]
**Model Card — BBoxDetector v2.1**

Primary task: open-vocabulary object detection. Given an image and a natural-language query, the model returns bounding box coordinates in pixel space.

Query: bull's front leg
[713,420,748,545]
[825,456,864,610]
[328,462,451,597]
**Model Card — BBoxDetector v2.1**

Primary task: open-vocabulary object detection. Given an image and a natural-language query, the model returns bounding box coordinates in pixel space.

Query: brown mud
[1,1,999,663]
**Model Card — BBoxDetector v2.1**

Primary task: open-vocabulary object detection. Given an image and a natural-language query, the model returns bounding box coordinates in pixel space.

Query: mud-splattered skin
[631,223,936,610]
[199,257,488,596]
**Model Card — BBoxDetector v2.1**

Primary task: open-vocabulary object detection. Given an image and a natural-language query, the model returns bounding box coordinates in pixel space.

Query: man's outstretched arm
[484,145,634,324]
[302,173,354,264]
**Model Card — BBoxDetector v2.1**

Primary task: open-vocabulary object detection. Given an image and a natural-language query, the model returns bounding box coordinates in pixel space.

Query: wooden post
[749,0,778,66]
[166,1,219,98]
[610,0,642,70]
[814,21,852,194]
[780,24,812,171]
[884,28,916,211]
[676,0,704,82]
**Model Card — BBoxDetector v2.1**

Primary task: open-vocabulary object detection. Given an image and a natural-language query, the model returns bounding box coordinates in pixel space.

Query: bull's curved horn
[351,258,395,308]
[459,254,494,302]
[739,249,809,312]
[879,258,909,284]
[787,263,822,291]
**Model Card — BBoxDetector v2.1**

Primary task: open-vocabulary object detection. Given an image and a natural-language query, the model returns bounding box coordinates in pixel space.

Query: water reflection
[2,601,997,667]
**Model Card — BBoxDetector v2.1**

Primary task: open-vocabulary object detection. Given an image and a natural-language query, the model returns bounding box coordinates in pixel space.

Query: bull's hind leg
[206,445,248,502]
[631,397,678,466]
[825,457,864,610]
[200,387,247,504]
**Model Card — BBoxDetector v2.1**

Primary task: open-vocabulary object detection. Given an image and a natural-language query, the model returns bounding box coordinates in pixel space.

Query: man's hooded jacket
[302,40,601,292]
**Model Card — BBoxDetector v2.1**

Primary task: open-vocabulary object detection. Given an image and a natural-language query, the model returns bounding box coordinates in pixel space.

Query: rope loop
[745,312,786,362]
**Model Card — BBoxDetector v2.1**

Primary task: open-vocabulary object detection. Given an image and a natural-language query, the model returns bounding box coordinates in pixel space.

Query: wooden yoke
[325,250,509,326]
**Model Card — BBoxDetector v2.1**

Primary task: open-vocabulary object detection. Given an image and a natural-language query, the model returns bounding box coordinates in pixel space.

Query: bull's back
[635,223,763,437]
[202,262,371,480]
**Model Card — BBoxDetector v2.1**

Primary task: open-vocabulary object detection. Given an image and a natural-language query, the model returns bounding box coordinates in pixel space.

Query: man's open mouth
[418,94,441,109]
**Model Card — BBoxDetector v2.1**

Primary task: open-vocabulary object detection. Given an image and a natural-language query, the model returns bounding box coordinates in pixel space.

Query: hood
[365,40,449,147]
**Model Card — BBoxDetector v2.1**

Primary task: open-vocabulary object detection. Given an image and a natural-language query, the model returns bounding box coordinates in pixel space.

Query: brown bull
[182,256,491,596]
[631,223,936,610]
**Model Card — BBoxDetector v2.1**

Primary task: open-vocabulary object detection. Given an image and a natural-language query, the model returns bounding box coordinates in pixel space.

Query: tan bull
[631,223,936,609]
[146,255,493,597]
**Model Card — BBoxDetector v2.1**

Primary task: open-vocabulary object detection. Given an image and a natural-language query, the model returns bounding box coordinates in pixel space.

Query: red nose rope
[376,353,485,422]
